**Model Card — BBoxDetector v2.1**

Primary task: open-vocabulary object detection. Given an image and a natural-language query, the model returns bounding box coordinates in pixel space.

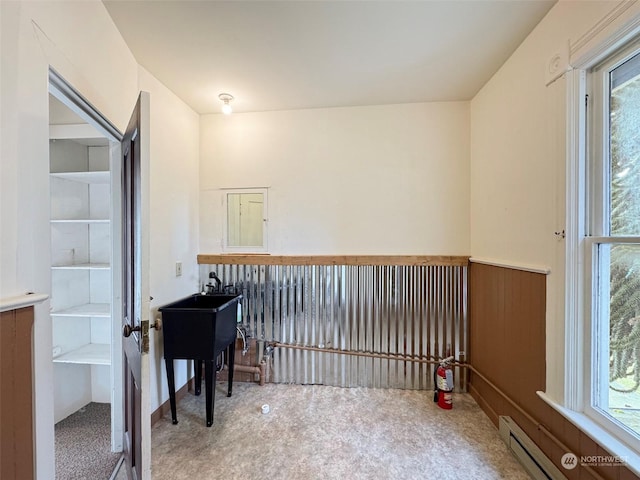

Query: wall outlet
[175,261,182,277]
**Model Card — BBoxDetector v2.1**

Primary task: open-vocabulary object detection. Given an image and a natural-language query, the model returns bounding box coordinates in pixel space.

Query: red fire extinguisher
[434,356,454,410]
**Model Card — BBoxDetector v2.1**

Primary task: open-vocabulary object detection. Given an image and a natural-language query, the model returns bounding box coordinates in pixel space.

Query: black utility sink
[174,293,239,309]
[159,293,242,426]
[160,293,240,359]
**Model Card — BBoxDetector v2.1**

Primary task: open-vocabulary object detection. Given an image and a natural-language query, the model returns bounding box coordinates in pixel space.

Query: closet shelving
[50,144,112,373]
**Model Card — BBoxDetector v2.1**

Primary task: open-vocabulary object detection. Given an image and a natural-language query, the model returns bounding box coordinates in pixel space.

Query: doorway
[48,71,124,478]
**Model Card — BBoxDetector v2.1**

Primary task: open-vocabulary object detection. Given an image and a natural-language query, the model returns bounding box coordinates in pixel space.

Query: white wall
[469,0,623,402]
[0,2,199,478]
[200,102,470,255]
[138,66,200,414]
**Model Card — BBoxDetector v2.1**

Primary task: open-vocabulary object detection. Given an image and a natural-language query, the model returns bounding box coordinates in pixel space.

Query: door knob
[123,324,141,337]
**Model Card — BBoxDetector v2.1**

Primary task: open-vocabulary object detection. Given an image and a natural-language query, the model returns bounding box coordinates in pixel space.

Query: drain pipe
[228,326,267,385]
[233,362,266,386]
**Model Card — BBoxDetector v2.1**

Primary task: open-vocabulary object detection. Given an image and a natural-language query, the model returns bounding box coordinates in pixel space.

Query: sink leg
[194,359,202,396]
[227,341,235,397]
[204,359,215,427]
[165,358,178,425]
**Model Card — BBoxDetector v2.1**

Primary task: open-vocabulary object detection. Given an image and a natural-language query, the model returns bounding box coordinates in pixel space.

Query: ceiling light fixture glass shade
[219,93,234,115]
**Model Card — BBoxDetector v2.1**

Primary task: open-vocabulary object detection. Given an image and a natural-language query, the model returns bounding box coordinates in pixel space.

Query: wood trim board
[198,254,470,266]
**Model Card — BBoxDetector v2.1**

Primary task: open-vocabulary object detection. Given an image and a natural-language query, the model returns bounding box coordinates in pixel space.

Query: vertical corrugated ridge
[202,262,467,390]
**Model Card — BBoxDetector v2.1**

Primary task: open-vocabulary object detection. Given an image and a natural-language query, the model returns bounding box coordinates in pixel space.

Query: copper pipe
[259,361,266,386]
[272,341,606,480]
[271,342,441,365]
[233,364,266,386]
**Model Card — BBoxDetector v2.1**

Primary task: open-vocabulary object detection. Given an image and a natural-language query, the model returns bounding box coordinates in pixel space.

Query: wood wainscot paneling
[469,262,639,480]
[0,307,35,480]
[469,262,546,424]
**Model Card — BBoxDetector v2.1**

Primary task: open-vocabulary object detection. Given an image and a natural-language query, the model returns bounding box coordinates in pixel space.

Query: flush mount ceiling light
[218,93,234,115]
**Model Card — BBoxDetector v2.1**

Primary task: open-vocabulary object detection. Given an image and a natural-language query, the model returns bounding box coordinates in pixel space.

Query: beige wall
[200,102,470,255]
[469,0,620,402]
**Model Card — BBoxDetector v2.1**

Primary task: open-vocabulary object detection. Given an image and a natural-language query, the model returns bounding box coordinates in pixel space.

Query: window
[585,41,640,448]
[222,188,268,252]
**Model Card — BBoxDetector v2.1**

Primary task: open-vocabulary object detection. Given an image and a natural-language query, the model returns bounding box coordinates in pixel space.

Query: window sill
[537,391,640,476]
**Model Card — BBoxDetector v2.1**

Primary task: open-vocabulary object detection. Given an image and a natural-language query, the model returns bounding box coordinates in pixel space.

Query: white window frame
[584,43,640,452]
[221,187,269,253]
[562,7,640,471]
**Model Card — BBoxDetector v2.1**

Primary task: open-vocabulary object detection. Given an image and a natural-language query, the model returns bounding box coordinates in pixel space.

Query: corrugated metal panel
[201,263,467,391]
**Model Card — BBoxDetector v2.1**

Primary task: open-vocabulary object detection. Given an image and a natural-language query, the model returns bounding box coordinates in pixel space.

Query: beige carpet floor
[55,402,121,480]
[150,383,530,480]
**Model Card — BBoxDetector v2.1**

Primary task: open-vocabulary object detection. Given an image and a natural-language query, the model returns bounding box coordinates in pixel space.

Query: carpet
[55,402,121,480]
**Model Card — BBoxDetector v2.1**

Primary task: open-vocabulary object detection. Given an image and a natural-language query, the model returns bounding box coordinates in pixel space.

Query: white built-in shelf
[51,219,109,224]
[53,343,110,366]
[50,171,110,184]
[51,263,110,270]
[49,143,113,414]
[50,303,110,317]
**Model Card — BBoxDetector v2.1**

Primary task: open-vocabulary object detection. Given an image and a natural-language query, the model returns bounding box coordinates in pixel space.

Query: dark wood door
[122,92,151,480]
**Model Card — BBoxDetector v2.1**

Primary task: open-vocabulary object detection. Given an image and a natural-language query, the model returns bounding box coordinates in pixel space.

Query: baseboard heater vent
[499,416,567,480]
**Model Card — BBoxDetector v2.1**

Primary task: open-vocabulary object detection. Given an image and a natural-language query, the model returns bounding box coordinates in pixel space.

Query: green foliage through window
[606,51,640,433]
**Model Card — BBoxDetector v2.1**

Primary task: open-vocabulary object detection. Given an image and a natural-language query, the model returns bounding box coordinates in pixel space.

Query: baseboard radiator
[499,416,567,480]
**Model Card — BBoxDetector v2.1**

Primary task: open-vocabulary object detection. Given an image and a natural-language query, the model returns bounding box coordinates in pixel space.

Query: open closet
[48,90,123,478]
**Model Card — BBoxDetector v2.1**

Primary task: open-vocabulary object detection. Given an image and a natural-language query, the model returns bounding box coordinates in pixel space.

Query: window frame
[221,187,269,253]
[538,7,640,474]
[583,238,640,450]
[575,37,640,454]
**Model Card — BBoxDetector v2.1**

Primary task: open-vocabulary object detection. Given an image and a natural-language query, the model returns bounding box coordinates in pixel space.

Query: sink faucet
[208,271,222,293]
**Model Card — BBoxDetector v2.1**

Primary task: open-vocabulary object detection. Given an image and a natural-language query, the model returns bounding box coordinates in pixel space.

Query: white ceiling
[103,0,556,115]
